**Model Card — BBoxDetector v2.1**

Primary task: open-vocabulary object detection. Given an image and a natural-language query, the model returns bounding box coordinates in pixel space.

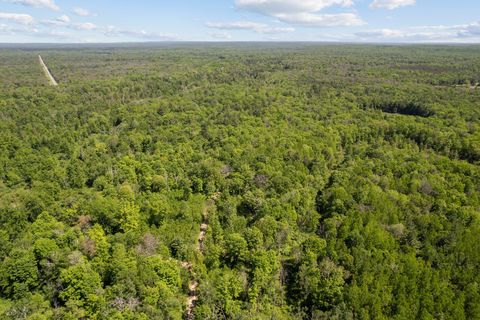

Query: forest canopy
[0,44,479,319]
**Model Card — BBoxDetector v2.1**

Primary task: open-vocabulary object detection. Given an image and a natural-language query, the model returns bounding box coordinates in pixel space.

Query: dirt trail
[183,195,218,320]
[182,261,199,320]
[38,55,58,86]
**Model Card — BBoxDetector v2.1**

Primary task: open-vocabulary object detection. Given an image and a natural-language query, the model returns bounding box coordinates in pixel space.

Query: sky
[0,0,479,43]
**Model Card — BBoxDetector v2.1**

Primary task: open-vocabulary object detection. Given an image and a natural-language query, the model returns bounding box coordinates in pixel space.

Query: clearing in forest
[38,55,58,86]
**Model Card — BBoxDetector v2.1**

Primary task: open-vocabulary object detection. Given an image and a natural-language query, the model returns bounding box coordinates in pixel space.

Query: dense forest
[0,44,479,319]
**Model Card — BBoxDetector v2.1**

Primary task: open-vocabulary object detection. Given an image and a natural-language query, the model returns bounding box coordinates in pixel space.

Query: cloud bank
[73,7,96,17]
[0,12,34,24]
[235,0,364,27]
[206,21,295,34]
[8,0,59,11]
[370,0,415,10]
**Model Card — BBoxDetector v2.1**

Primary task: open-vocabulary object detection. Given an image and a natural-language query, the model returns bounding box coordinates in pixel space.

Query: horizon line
[1,41,480,47]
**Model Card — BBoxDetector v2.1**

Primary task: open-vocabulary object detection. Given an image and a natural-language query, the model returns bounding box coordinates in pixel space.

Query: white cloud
[40,17,97,31]
[354,22,480,42]
[0,12,34,24]
[274,12,364,27]
[0,23,16,34]
[206,21,295,34]
[0,5,180,42]
[103,26,180,40]
[370,0,415,10]
[31,29,72,39]
[74,22,97,31]
[235,0,363,27]
[408,22,480,40]
[236,0,354,14]
[356,28,410,38]
[209,32,232,39]
[468,23,480,32]
[0,19,180,42]
[458,22,480,37]
[56,15,70,23]
[0,21,79,41]
[9,0,59,11]
[73,7,95,17]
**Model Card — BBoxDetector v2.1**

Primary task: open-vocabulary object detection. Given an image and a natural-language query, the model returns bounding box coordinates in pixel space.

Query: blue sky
[0,0,479,43]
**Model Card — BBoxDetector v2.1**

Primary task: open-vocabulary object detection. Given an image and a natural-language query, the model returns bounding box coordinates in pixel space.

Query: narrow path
[38,55,58,86]
[182,261,199,320]
[183,195,218,320]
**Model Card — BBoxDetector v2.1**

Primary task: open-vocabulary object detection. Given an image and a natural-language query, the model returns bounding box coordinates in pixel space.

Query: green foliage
[1,248,39,299]
[118,202,141,233]
[0,44,479,319]
[223,233,248,268]
[59,262,104,311]
[138,255,181,291]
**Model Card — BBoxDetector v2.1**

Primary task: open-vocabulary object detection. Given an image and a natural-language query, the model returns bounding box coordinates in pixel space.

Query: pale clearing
[38,55,58,86]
